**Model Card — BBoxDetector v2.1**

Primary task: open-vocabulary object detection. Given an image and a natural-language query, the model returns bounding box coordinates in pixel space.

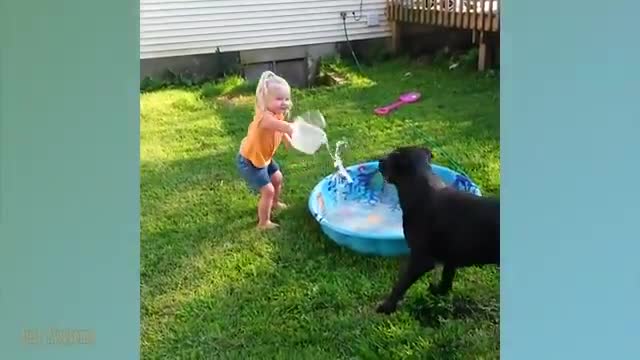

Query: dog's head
[378,146,434,184]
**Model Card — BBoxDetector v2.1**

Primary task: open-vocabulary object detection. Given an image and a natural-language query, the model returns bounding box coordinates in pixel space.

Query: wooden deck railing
[386,0,500,71]
[386,0,500,32]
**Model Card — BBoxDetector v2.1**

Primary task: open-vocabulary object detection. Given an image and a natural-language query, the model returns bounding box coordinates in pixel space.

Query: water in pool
[323,199,403,233]
[320,138,404,233]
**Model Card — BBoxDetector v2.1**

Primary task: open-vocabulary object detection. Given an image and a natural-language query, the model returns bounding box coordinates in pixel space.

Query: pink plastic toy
[374,92,422,116]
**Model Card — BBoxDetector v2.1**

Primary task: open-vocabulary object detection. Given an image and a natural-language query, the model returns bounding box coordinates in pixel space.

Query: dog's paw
[376,301,397,315]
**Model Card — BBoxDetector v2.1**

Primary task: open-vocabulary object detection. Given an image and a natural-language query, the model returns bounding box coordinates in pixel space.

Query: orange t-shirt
[239,110,286,168]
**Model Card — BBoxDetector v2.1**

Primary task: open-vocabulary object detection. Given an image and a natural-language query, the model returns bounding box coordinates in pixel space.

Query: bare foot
[257,221,280,230]
[272,202,288,211]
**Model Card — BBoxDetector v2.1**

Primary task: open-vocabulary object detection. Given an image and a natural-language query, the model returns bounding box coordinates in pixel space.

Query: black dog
[376,146,499,314]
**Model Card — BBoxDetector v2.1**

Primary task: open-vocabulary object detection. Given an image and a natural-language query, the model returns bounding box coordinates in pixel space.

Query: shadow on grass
[404,290,500,329]
[143,246,498,359]
[143,237,399,358]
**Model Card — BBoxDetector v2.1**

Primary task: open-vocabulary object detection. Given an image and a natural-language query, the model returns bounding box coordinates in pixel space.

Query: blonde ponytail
[254,70,292,118]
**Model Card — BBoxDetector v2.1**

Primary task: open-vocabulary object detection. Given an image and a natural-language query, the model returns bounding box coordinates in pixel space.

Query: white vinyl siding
[140,0,391,59]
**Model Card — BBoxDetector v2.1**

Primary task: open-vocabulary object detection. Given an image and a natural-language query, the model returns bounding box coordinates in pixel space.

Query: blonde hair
[255,71,292,119]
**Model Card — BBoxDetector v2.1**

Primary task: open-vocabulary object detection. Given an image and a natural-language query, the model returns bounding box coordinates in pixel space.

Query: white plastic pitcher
[300,110,326,129]
[290,117,328,155]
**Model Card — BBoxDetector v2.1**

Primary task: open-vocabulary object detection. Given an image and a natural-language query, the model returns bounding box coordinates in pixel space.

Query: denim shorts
[236,153,280,191]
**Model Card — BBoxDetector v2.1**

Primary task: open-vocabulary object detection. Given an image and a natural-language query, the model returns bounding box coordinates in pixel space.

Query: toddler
[236,71,294,230]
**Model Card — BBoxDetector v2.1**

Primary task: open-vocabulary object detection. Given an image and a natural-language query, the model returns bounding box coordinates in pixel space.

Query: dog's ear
[391,152,416,175]
[420,146,434,162]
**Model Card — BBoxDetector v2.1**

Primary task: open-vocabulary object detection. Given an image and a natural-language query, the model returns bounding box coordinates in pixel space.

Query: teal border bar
[0,0,140,359]
[501,0,639,359]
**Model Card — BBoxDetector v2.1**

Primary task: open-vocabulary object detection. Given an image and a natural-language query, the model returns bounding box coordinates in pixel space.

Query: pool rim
[307,160,481,241]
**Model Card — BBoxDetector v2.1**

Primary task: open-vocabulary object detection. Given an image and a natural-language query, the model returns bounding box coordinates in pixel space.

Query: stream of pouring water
[323,139,351,208]
[294,110,352,184]
[324,139,352,183]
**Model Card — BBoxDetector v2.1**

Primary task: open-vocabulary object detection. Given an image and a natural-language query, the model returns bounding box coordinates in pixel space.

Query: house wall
[139,38,391,87]
[140,0,391,60]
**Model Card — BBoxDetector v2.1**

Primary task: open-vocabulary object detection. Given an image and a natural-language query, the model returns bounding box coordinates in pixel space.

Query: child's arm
[259,113,293,136]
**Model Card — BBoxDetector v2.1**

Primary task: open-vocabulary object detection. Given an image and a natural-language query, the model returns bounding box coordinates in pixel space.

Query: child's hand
[283,133,292,149]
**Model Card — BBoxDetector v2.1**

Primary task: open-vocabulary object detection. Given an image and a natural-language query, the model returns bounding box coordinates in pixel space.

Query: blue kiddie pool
[308,161,482,257]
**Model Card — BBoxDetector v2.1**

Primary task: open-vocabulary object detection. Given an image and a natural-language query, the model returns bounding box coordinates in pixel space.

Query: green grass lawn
[141,58,500,359]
